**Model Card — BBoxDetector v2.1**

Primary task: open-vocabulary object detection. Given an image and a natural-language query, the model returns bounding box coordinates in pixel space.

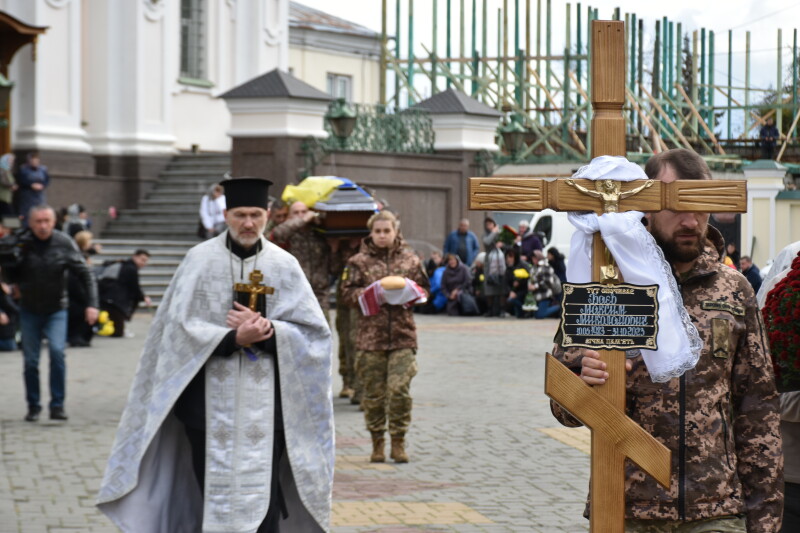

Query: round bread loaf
[380,276,406,290]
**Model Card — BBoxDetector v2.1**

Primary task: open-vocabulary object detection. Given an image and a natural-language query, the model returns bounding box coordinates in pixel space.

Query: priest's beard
[650,221,706,265]
[229,221,267,248]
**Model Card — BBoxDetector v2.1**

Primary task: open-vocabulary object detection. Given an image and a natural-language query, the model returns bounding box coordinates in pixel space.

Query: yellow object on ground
[96,310,115,336]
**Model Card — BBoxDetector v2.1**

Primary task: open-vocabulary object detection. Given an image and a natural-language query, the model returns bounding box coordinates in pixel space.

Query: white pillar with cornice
[221,69,330,139]
[82,0,176,155]
[742,160,788,267]
[234,0,289,86]
[411,88,501,152]
[8,0,91,153]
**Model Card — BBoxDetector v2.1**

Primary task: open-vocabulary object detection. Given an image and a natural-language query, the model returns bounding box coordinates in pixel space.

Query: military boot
[370,432,386,463]
[390,435,409,463]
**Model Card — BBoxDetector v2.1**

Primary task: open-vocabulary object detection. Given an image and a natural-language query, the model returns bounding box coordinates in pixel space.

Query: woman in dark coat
[440,253,473,316]
[547,246,567,284]
[504,247,532,318]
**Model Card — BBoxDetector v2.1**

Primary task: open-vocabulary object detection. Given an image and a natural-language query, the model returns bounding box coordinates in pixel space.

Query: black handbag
[457,291,480,316]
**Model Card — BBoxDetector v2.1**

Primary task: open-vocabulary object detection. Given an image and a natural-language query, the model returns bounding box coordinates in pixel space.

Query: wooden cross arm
[545,354,671,488]
[468,177,746,214]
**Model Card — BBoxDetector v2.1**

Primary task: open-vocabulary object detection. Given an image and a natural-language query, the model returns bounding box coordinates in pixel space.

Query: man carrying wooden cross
[551,149,783,532]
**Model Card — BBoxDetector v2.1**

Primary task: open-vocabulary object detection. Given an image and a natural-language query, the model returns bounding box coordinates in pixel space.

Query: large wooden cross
[469,21,747,532]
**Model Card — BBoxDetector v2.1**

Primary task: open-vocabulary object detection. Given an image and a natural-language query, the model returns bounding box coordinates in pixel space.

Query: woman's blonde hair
[74,230,93,251]
[367,210,399,231]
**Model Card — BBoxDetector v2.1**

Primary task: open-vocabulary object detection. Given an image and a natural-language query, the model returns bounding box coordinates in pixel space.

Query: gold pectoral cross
[233,270,275,312]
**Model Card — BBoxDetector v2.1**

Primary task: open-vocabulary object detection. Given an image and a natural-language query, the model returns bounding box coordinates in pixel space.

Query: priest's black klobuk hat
[220,177,273,210]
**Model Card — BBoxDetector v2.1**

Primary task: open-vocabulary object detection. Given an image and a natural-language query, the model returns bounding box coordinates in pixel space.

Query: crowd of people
[422,216,568,319]
[164,153,794,532]
[1,149,792,532]
[0,150,152,423]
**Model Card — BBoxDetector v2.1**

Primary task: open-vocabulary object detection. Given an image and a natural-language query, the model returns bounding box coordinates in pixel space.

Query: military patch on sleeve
[341,266,349,281]
[701,300,745,316]
[711,318,731,358]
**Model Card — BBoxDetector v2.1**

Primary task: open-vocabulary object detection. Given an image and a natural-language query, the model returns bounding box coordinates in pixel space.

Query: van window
[533,215,552,246]
[490,212,534,230]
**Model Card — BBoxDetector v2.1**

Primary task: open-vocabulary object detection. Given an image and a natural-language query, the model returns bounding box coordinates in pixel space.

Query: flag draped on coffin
[282,176,378,236]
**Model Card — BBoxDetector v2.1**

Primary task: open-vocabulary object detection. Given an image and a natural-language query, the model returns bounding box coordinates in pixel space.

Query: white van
[490,209,573,259]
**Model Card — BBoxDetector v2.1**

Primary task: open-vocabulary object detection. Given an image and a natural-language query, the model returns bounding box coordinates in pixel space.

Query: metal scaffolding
[379,0,800,164]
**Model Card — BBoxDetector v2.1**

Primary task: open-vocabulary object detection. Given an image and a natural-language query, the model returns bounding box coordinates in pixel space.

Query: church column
[414,90,501,232]
[83,0,176,157]
[742,160,789,266]
[82,0,176,202]
[233,0,288,85]
[220,70,330,194]
[8,0,92,161]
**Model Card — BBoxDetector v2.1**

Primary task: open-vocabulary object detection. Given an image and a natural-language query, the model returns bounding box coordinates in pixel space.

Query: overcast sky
[297,0,800,135]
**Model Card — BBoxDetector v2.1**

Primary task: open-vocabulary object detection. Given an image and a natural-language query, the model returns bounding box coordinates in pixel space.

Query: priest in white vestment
[97,178,334,533]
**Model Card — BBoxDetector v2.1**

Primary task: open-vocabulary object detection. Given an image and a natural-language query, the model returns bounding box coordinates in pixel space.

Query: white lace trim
[631,219,702,382]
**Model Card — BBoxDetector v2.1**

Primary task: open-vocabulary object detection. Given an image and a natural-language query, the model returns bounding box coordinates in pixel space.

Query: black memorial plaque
[559,282,659,350]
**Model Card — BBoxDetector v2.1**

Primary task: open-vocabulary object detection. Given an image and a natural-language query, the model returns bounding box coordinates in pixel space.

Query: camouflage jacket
[340,236,430,351]
[269,217,332,310]
[550,227,783,532]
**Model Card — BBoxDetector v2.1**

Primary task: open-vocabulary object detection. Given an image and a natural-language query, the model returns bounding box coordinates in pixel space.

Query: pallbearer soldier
[98,177,334,533]
[334,236,363,401]
[270,200,333,318]
[551,150,783,532]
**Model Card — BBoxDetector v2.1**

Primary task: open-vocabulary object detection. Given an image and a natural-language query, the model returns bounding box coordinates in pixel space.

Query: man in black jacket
[4,205,98,421]
[98,249,151,338]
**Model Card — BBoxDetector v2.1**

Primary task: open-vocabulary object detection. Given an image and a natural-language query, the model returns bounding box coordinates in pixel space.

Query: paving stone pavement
[0,312,591,532]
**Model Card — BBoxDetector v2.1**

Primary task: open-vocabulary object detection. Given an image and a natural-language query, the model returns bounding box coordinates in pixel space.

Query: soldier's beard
[651,223,706,265]
[229,222,267,248]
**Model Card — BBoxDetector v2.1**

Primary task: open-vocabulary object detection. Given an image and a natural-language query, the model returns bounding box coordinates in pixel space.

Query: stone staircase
[97,153,231,305]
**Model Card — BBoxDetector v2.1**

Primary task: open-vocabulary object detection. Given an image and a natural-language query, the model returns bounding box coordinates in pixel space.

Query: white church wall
[83,0,176,155]
[173,91,232,152]
[171,0,289,152]
[5,0,374,157]
[8,0,91,153]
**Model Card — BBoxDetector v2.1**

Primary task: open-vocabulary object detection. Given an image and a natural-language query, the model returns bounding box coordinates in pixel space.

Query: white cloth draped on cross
[565,156,702,383]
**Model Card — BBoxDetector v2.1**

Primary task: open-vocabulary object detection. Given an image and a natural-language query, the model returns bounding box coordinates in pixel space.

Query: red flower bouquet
[498,224,518,246]
[761,251,800,392]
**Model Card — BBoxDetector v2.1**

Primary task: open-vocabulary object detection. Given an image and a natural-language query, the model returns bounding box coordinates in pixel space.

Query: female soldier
[340,211,429,463]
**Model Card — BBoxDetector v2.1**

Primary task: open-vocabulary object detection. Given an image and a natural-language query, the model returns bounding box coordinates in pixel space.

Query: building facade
[1,0,379,158]
[288,2,381,106]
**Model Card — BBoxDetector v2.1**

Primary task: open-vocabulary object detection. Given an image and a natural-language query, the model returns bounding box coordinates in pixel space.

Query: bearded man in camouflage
[340,211,429,464]
[551,149,783,533]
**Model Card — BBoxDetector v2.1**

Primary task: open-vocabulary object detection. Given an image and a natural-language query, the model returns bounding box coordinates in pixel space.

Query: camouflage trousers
[314,287,330,321]
[625,516,746,533]
[356,348,417,436]
[336,306,359,391]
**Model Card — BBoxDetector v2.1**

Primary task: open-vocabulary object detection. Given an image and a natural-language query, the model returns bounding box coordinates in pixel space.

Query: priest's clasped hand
[228,301,274,345]
[579,349,633,386]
